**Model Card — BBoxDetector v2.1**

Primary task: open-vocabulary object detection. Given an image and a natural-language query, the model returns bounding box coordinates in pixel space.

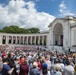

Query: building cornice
[0,32,48,36]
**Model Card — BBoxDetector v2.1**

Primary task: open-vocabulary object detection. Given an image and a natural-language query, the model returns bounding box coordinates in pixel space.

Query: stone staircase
[48,46,64,53]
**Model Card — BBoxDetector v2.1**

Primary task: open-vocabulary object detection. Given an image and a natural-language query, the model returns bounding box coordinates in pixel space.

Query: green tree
[19,28,29,34]
[29,28,40,33]
[10,25,20,33]
[2,26,10,33]
[2,25,40,34]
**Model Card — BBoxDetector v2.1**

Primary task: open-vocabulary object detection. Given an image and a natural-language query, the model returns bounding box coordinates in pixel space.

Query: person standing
[2,58,14,75]
[54,64,62,75]
[30,62,41,75]
[19,60,29,75]
[63,59,75,75]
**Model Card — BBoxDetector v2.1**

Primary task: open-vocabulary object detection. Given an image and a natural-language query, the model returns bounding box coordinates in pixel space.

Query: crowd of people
[0,45,39,51]
[0,44,76,75]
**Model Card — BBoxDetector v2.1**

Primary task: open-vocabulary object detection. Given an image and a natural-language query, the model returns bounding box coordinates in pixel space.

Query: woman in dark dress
[19,60,29,75]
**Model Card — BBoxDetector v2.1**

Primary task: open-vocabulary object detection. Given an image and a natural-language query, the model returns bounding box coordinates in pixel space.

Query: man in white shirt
[63,60,74,75]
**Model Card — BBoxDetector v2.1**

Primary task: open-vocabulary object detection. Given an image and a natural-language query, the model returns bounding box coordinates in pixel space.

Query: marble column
[19,36,21,44]
[24,37,27,44]
[42,36,44,45]
[30,36,32,45]
[0,35,2,44]
[34,36,36,45]
[74,30,76,45]
[38,36,40,45]
[59,35,60,45]
[6,36,9,44]
[12,36,13,44]
[16,36,17,44]
[27,36,28,45]
[23,36,24,44]
[20,36,22,44]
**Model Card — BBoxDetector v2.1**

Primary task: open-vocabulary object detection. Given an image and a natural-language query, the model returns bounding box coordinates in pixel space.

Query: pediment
[48,18,62,28]
[48,16,76,28]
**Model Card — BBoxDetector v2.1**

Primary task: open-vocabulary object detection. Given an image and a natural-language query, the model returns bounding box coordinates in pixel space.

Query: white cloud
[0,0,55,31]
[59,1,76,17]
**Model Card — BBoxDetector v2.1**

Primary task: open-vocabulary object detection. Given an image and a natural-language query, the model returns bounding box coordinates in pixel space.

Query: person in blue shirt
[2,58,14,75]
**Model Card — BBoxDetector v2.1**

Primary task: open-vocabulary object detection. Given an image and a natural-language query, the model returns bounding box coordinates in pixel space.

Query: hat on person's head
[43,63,47,68]
[16,57,20,60]
[20,57,24,64]
[55,64,61,71]
[33,62,38,68]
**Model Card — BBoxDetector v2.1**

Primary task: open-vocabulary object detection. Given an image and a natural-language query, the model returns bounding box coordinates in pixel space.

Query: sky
[0,0,76,31]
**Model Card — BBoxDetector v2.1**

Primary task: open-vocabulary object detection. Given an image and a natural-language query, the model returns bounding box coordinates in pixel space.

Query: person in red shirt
[19,59,29,75]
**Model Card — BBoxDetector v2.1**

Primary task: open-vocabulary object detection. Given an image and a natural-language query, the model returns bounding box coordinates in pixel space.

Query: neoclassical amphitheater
[0,16,76,52]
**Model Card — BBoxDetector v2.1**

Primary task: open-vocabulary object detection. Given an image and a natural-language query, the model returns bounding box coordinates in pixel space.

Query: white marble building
[47,16,76,51]
[0,16,76,51]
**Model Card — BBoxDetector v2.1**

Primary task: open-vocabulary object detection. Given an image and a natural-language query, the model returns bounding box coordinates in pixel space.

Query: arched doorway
[53,23,63,46]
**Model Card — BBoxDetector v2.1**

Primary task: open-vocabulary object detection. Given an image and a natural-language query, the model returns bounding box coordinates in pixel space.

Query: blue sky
[0,0,76,31]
